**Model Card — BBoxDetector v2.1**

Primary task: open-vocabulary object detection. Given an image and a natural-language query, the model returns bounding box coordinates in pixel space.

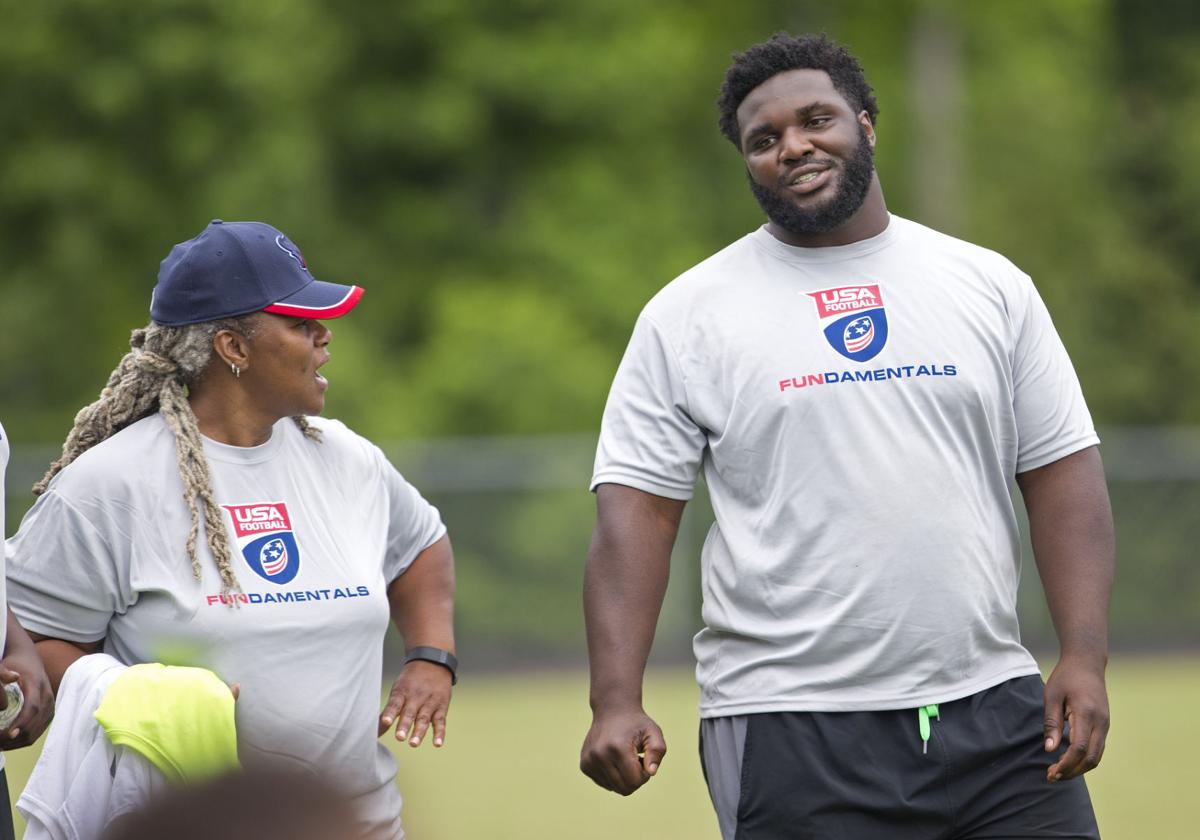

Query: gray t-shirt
[7,414,445,838]
[592,216,1098,716]
[0,419,8,773]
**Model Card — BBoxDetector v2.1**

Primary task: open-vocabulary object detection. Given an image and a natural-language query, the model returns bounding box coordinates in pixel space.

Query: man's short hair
[717,32,880,149]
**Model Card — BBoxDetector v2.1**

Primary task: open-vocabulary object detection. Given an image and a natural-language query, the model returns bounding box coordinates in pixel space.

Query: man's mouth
[784,165,833,195]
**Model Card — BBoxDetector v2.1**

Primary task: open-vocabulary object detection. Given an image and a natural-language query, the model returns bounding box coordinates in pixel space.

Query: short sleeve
[377,449,447,583]
[591,313,706,499]
[6,489,132,642]
[1011,278,1100,472]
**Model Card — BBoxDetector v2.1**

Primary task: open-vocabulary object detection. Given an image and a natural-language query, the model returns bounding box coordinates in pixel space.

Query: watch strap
[404,646,458,685]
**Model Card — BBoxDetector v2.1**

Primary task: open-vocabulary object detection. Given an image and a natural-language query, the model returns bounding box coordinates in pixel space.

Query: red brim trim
[264,286,364,319]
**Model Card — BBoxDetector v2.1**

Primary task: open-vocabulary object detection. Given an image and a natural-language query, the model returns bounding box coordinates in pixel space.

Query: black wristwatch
[404,646,458,685]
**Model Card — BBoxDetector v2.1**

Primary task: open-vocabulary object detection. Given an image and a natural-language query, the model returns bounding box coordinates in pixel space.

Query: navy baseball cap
[150,220,364,326]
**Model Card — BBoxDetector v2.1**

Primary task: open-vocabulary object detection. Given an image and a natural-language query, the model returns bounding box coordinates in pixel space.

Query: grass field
[4,657,1197,839]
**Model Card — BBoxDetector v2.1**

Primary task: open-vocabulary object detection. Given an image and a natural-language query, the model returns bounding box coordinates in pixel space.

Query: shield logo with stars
[221,501,302,585]
[807,284,889,363]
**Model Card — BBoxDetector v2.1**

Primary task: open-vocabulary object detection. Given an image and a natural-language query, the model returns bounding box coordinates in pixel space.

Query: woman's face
[243,313,333,420]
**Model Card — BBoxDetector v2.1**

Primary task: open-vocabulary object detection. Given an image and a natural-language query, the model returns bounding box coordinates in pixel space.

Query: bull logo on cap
[275,234,310,272]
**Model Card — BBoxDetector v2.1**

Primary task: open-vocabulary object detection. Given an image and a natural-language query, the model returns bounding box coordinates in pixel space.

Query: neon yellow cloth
[94,663,239,782]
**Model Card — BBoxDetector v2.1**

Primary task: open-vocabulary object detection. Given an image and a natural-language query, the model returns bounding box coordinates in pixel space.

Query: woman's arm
[377,534,456,748]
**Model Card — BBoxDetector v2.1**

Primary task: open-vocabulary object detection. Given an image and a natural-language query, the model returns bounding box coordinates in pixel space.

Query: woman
[6,220,456,840]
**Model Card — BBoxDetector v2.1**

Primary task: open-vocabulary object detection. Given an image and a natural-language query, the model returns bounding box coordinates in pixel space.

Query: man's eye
[753,136,775,150]
[808,117,830,128]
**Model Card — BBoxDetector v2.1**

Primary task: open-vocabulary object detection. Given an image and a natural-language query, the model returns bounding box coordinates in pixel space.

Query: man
[0,420,55,840]
[580,33,1113,840]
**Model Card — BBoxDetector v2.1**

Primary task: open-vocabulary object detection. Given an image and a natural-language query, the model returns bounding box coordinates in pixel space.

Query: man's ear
[859,111,876,149]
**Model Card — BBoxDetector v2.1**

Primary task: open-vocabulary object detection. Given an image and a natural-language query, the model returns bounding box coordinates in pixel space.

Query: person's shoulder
[642,232,760,321]
[291,416,380,462]
[60,415,173,484]
[892,216,1028,281]
[42,414,174,505]
[301,414,351,439]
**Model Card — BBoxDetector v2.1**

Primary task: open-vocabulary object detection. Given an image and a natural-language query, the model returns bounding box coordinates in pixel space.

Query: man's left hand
[0,654,54,749]
[1043,654,1109,782]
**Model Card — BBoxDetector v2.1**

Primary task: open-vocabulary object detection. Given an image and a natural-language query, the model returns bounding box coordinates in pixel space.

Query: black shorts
[0,768,13,840]
[699,675,1100,840]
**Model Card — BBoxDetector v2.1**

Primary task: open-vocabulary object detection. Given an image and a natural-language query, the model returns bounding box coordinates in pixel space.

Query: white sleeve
[6,490,131,642]
[377,448,447,583]
[591,313,706,500]
[1011,277,1100,472]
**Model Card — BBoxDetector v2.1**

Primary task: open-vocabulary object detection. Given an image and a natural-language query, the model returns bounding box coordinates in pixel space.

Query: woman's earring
[231,364,241,379]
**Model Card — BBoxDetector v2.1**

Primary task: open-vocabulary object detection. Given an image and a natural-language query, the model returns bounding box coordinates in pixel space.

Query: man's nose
[315,322,332,345]
[779,126,814,162]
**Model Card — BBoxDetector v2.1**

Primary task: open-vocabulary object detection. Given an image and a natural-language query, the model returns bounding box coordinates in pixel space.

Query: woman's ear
[212,328,252,372]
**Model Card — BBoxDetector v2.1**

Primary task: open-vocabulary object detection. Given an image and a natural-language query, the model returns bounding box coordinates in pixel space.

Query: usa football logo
[221,502,302,585]
[807,284,889,362]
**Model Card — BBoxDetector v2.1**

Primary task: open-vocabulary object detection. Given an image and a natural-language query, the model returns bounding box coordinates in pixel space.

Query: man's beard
[748,125,875,236]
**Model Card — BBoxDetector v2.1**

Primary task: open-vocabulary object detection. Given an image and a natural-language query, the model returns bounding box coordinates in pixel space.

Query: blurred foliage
[2,0,1199,446]
[2,1,1199,655]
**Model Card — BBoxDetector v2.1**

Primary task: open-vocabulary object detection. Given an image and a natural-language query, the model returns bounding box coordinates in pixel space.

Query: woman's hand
[377,660,452,748]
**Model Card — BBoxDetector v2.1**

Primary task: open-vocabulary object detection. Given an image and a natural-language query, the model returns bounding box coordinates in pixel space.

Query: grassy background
[4,657,1196,839]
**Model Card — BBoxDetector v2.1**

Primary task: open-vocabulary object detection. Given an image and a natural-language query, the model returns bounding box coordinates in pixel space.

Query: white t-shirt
[6,414,446,838]
[0,419,8,773]
[592,216,1099,717]
[18,654,170,840]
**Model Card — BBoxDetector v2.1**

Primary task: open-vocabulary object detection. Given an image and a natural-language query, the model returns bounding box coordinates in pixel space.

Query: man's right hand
[580,707,667,796]
[581,486,682,796]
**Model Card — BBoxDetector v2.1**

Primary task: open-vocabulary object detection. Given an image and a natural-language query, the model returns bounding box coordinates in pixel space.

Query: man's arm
[580,483,685,796]
[0,610,56,747]
[26,631,103,695]
[1016,445,1114,783]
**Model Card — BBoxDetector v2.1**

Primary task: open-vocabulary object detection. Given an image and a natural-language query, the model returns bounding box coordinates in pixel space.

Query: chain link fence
[6,427,1198,672]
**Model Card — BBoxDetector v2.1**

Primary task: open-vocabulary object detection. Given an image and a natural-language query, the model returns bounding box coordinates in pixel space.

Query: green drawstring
[918,704,940,754]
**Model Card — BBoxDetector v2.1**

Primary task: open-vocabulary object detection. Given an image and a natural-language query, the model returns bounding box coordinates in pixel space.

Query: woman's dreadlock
[35,316,322,598]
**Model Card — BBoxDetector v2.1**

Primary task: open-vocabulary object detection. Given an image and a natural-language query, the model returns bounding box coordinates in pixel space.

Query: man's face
[736,69,876,238]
